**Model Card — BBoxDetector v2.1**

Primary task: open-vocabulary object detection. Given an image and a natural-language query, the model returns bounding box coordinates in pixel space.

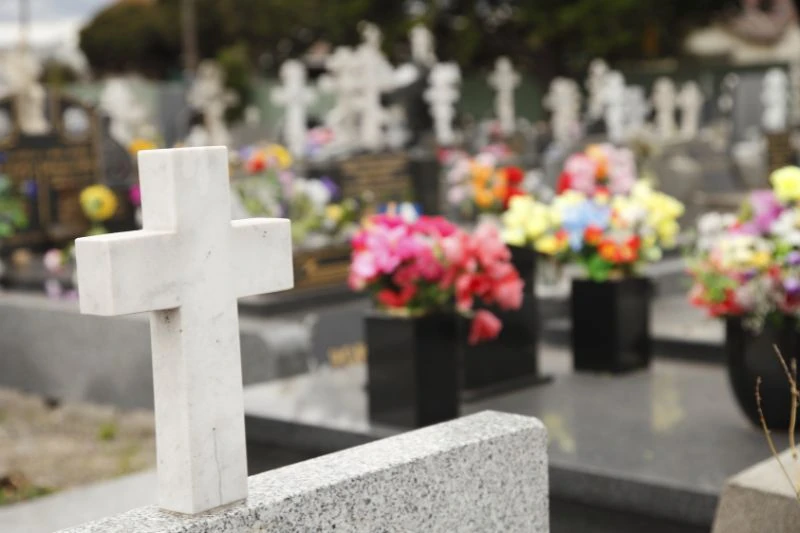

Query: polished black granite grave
[543,294,725,362]
[244,346,789,530]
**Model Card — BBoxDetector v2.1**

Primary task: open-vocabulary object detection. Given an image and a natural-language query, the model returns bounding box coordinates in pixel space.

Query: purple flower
[320,176,339,200]
[785,277,800,296]
[788,251,800,266]
[741,269,759,282]
[748,190,783,234]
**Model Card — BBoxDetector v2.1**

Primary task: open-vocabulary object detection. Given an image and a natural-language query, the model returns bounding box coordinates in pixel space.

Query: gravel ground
[0,387,155,500]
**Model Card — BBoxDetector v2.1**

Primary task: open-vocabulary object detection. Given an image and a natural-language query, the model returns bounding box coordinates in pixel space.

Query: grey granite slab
[60,411,549,533]
[243,346,789,527]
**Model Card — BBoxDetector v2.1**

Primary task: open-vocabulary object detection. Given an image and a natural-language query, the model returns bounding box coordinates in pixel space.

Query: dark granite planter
[461,245,549,400]
[366,312,459,428]
[571,277,652,373]
[725,317,798,430]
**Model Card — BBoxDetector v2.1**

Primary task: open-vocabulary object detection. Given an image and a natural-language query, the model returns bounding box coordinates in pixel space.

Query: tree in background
[80,0,744,80]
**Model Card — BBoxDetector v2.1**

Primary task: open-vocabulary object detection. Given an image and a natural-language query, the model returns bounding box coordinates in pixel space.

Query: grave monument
[75,146,294,513]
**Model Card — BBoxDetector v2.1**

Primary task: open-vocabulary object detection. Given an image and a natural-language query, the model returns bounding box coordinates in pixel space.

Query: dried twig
[756,376,800,503]
[773,345,799,461]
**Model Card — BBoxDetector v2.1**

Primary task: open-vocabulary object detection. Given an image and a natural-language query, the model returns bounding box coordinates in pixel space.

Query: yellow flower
[750,250,771,269]
[128,138,157,156]
[536,235,563,255]
[771,166,800,203]
[326,204,344,223]
[80,185,118,222]
[266,144,293,169]
[657,219,679,248]
[502,227,526,247]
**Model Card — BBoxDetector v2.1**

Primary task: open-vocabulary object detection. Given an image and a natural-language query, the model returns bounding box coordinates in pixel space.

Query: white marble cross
[425,62,461,146]
[601,71,626,143]
[543,77,581,147]
[586,58,609,121]
[187,61,238,147]
[677,81,704,140]
[271,60,316,158]
[762,68,789,133]
[622,85,650,138]
[75,147,293,515]
[319,46,359,152]
[409,24,436,67]
[351,23,395,151]
[488,56,521,136]
[652,77,677,140]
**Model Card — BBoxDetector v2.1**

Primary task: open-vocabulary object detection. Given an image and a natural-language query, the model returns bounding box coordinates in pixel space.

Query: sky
[0,0,114,49]
[0,0,114,22]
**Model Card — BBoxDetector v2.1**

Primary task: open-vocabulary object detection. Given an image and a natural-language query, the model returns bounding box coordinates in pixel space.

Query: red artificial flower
[503,186,525,209]
[584,225,604,246]
[627,235,641,250]
[504,166,525,185]
[556,172,572,194]
[468,310,503,345]
[246,154,266,174]
[377,285,417,308]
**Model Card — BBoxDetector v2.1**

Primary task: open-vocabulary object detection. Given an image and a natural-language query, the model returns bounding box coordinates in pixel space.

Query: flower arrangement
[502,144,684,281]
[0,174,28,239]
[235,143,361,247]
[688,166,800,329]
[443,149,526,218]
[349,215,524,344]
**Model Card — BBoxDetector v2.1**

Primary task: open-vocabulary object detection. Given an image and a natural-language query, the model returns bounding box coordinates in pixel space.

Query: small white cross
[425,63,461,146]
[677,81,704,140]
[652,77,677,140]
[271,60,316,158]
[75,147,293,514]
[488,56,521,136]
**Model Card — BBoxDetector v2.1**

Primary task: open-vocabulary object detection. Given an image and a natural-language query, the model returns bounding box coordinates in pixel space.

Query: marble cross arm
[230,218,294,298]
[75,230,181,316]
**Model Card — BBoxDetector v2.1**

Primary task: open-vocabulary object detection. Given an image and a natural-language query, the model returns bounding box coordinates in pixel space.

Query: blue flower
[561,200,611,251]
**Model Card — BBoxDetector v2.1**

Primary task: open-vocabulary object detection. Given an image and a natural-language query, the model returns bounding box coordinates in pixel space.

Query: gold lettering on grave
[339,153,412,203]
[328,342,367,367]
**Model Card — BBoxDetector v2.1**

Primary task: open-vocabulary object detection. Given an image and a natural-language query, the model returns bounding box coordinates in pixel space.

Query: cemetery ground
[0,386,155,505]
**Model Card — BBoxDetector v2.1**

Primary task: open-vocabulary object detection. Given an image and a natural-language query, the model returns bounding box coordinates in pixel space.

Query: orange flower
[471,163,493,186]
[586,144,609,178]
[618,244,636,263]
[475,189,494,208]
[599,241,619,262]
[584,225,604,246]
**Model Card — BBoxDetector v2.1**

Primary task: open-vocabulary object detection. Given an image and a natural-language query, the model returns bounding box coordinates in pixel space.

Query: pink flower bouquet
[349,215,524,344]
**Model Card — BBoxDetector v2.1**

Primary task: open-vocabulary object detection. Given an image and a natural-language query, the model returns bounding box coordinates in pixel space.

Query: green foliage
[216,42,251,122]
[0,175,28,240]
[79,0,735,78]
[97,421,118,442]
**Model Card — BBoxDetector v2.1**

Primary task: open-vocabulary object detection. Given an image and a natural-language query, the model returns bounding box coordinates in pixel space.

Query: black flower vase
[366,312,460,428]
[726,317,799,430]
[460,245,550,400]
[571,277,652,373]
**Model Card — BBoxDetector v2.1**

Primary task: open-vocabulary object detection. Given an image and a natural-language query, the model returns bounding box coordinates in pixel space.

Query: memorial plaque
[0,92,102,247]
[338,152,413,205]
[766,132,794,178]
[293,244,351,290]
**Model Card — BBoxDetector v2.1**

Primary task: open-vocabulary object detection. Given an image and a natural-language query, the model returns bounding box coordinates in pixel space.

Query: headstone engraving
[0,93,102,245]
[74,146,294,514]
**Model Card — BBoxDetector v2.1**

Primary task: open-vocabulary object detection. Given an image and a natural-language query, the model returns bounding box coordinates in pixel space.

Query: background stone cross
[75,146,294,514]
